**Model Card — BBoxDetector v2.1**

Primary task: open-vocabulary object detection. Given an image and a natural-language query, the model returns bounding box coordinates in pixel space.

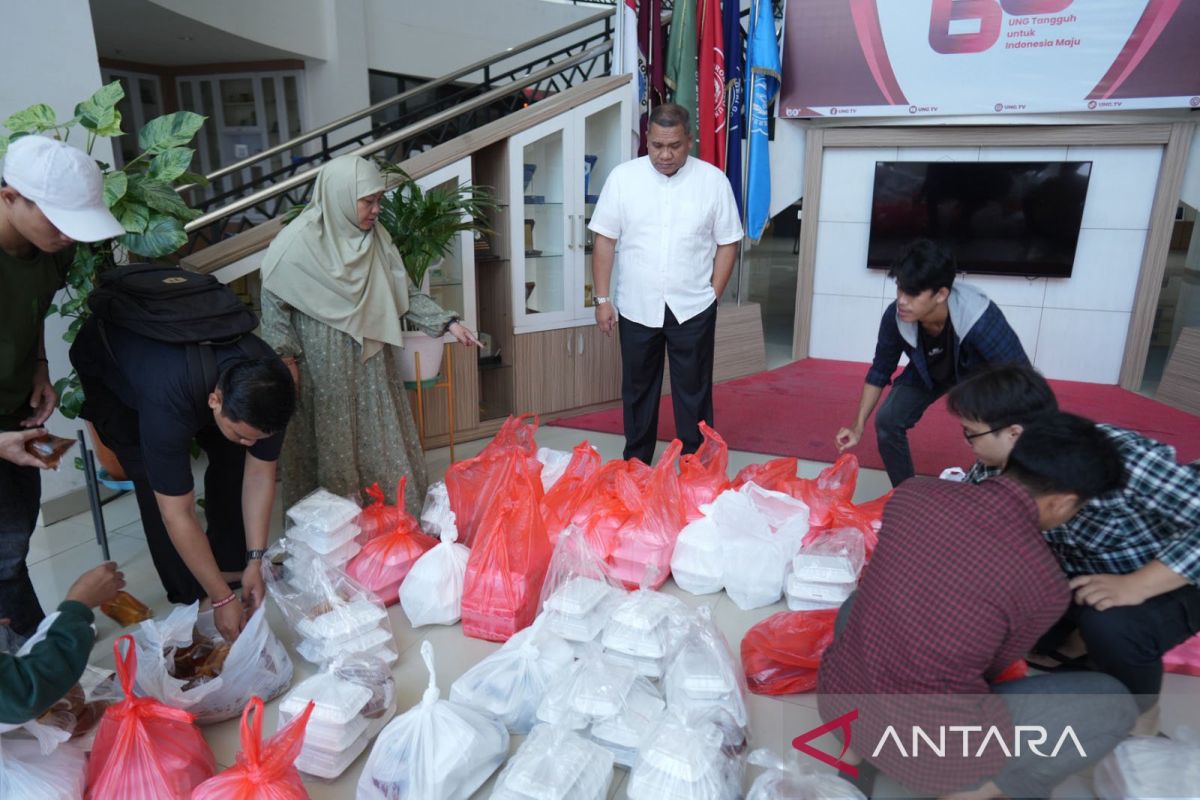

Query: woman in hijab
[260,155,479,513]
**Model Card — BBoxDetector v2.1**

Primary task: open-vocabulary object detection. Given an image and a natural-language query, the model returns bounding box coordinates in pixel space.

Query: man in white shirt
[588,104,743,464]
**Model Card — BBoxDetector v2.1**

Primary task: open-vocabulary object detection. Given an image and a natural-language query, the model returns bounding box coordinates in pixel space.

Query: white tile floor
[26,426,1199,798]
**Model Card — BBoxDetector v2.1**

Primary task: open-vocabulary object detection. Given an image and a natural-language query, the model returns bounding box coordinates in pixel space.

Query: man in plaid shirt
[948,364,1200,728]
[835,240,1028,487]
[819,413,1135,798]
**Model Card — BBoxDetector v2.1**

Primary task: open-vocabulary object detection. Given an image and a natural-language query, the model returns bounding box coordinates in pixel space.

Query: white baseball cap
[2,135,125,242]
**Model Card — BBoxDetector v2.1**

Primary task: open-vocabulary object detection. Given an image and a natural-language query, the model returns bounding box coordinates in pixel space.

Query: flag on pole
[723,0,744,214]
[744,0,779,243]
[697,0,725,169]
[636,0,665,156]
[623,0,640,143]
[665,0,698,153]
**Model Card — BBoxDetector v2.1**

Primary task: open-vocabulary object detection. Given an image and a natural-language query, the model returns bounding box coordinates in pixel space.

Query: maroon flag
[637,0,665,156]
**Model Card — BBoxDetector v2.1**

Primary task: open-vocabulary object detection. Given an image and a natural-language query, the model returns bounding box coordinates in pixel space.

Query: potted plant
[1,82,207,477]
[376,164,497,383]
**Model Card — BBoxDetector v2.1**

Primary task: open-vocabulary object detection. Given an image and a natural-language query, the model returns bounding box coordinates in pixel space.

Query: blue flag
[723,0,744,216]
[744,0,779,244]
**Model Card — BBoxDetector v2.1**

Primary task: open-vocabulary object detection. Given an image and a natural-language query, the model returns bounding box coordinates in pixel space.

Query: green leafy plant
[0,81,208,418]
[376,164,498,290]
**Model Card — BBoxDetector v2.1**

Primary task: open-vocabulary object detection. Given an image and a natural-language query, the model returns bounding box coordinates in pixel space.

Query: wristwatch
[246,549,265,562]
[593,296,610,306]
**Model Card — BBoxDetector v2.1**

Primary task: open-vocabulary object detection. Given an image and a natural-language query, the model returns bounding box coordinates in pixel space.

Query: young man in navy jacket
[835,239,1028,486]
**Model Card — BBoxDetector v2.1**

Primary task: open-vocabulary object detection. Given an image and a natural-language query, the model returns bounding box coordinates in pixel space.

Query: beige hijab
[261,155,409,361]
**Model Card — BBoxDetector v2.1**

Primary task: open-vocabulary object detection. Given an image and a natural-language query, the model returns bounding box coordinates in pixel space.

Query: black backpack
[87,263,264,419]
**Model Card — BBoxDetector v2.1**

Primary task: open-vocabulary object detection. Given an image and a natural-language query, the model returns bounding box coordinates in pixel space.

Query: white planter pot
[400,332,446,385]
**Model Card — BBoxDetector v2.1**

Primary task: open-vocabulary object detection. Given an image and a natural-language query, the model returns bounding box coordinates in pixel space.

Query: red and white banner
[778,0,1200,118]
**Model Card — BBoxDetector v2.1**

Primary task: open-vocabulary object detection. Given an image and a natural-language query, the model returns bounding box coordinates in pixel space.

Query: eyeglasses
[963,426,1006,442]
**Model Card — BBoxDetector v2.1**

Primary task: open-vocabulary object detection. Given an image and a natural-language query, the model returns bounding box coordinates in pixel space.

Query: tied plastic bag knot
[420,641,442,708]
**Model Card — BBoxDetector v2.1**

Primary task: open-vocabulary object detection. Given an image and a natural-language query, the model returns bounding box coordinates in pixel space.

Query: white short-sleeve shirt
[588,156,744,328]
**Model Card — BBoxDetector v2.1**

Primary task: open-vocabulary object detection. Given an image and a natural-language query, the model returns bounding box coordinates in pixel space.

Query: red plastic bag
[86,635,215,799]
[571,441,686,590]
[678,422,730,521]
[192,696,314,800]
[446,416,545,547]
[540,440,602,540]
[740,609,838,695]
[731,457,800,493]
[814,490,892,558]
[790,454,860,528]
[480,413,540,458]
[347,478,438,605]
[461,451,553,641]
[1166,633,1200,677]
[991,659,1028,685]
[358,481,403,540]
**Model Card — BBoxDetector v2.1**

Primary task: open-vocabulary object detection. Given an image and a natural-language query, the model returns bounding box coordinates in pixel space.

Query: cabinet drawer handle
[568,214,576,249]
[567,334,573,356]
[578,332,585,354]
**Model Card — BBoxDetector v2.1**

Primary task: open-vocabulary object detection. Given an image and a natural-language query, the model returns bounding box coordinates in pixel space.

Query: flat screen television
[867,161,1092,278]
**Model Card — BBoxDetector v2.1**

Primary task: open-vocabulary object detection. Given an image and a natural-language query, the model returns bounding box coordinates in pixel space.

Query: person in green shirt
[0,134,123,638]
[0,560,125,724]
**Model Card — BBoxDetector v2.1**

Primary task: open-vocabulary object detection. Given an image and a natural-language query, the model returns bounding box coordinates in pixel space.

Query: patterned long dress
[260,287,456,515]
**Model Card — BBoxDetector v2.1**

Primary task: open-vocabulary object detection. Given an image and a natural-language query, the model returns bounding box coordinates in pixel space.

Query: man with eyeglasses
[947,363,1200,736]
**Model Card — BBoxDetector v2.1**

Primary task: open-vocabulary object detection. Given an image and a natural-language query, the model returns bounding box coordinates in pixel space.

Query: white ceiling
[89,0,303,66]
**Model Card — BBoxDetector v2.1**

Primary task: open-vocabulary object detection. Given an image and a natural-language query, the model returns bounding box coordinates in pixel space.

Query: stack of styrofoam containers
[626,715,743,800]
[537,652,666,768]
[541,576,623,647]
[662,610,747,731]
[601,589,692,679]
[286,489,363,568]
[294,596,397,666]
[491,724,615,800]
[785,528,865,611]
[277,658,396,780]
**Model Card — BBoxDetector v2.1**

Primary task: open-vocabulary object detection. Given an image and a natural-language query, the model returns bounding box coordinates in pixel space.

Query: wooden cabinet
[514,325,622,414]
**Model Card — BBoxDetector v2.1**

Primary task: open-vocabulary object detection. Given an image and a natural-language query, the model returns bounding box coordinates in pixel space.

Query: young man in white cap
[0,134,123,639]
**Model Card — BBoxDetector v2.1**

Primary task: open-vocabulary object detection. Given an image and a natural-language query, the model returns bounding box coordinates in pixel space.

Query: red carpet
[550,359,1200,475]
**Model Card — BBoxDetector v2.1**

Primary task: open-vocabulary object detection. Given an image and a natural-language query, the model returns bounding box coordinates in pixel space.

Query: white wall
[364,0,602,80]
[303,0,372,141]
[1,0,114,507]
[148,0,328,60]
[808,144,1162,384]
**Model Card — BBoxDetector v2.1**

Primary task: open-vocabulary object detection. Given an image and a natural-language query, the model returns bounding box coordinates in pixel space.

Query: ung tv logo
[792,709,1086,777]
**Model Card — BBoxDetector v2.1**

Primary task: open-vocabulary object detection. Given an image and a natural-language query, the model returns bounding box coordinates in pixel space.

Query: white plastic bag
[0,613,81,753]
[401,524,470,627]
[357,641,509,800]
[746,748,866,799]
[671,515,725,596]
[791,528,865,584]
[419,481,458,540]
[449,621,575,733]
[132,602,293,724]
[664,607,748,728]
[627,711,745,800]
[601,587,693,672]
[539,528,625,643]
[280,653,396,779]
[263,537,397,665]
[492,724,614,800]
[536,645,665,767]
[0,737,87,800]
[1094,727,1200,799]
[536,447,573,491]
[714,490,808,610]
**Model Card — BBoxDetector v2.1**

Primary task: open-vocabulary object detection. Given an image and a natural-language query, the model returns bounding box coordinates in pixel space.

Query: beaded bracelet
[211,592,239,610]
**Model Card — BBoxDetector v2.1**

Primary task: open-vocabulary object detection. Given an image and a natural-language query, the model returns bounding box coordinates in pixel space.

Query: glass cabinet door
[511,120,571,330]
[412,159,477,336]
[577,96,627,319]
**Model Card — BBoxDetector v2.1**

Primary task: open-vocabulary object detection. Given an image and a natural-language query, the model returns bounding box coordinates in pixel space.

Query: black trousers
[618,301,717,465]
[875,381,947,487]
[1035,584,1200,711]
[0,456,44,638]
[72,329,247,605]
